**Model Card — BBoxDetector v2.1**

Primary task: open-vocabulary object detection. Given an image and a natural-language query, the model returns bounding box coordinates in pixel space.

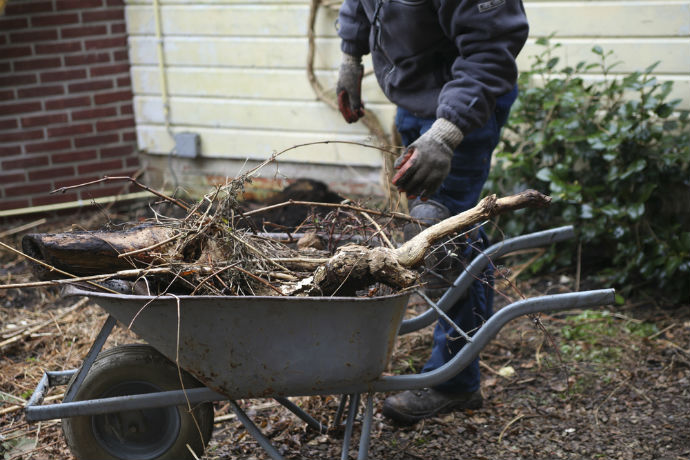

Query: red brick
[56,0,103,10]
[68,79,113,93]
[82,9,123,22]
[25,139,71,154]
[28,166,75,181]
[14,57,62,72]
[0,129,44,143]
[77,158,122,174]
[40,68,87,83]
[0,89,15,101]
[64,52,110,67]
[18,85,65,99]
[61,25,108,39]
[0,36,6,46]
[52,149,97,163]
[84,36,126,50]
[0,73,37,87]
[35,41,82,54]
[0,62,9,73]
[0,172,26,184]
[116,76,131,88]
[2,156,49,170]
[0,17,29,30]
[119,103,133,115]
[21,113,69,128]
[48,123,93,137]
[44,95,91,110]
[0,46,33,59]
[0,145,21,157]
[106,0,124,6]
[112,50,128,62]
[5,182,52,197]
[94,117,133,132]
[71,107,117,121]
[5,1,53,15]
[9,29,59,43]
[110,23,126,34]
[94,90,131,105]
[121,130,136,142]
[90,63,129,77]
[0,101,42,115]
[0,119,19,130]
[32,192,79,207]
[74,133,118,148]
[31,13,80,27]
[0,199,30,211]
[125,157,140,168]
[101,145,133,158]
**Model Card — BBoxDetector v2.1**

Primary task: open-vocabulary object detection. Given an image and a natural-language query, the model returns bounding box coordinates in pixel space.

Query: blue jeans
[395,86,517,393]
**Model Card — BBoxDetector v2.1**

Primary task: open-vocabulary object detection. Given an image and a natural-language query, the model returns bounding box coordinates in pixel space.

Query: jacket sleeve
[435,0,529,134]
[337,0,371,57]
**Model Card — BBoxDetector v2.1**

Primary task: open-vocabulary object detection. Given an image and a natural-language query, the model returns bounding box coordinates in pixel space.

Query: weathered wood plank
[128,36,689,75]
[130,66,389,103]
[135,124,394,166]
[125,4,338,37]
[519,38,690,75]
[128,36,342,69]
[133,96,396,133]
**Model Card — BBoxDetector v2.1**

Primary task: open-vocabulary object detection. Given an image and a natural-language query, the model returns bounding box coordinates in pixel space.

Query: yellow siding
[125,0,690,168]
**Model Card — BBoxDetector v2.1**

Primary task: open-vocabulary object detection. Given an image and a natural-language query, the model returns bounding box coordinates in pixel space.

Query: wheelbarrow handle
[375,287,616,393]
[398,225,576,335]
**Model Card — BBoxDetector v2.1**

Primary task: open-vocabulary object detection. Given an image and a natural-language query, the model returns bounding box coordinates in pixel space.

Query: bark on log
[312,190,551,295]
[22,225,175,280]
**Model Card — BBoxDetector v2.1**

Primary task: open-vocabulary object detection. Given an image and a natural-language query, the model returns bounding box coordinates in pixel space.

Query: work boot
[404,199,465,298]
[382,388,483,425]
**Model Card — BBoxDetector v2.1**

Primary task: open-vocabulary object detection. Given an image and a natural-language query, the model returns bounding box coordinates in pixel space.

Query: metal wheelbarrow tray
[24,226,616,460]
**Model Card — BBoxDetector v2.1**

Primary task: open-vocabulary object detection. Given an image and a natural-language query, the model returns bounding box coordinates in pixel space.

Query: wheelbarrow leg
[334,394,349,426]
[63,315,117,403]
[356,393,375,460]
[275,397,328,433]
[229,400,285,460]
[341,393,361,460]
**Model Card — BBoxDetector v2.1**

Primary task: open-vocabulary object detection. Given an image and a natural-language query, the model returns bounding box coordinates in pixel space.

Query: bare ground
[1,215,689,460]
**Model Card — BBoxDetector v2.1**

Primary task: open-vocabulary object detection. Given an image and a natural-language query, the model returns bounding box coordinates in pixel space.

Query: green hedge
[488,39,690,304]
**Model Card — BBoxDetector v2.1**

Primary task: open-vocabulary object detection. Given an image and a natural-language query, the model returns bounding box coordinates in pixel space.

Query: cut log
[22,225,175,280]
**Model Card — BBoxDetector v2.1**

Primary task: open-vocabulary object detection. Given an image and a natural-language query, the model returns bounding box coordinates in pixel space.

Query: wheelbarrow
[24,225,615,460]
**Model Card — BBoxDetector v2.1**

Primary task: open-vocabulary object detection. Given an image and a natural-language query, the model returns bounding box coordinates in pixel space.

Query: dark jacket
[337,0,529,135]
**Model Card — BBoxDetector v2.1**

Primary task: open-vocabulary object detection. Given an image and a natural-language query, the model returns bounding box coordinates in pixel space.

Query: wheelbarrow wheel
[62,344,214,460]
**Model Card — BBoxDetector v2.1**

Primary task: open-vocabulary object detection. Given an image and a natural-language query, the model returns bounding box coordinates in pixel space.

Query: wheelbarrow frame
[24,225,615,460]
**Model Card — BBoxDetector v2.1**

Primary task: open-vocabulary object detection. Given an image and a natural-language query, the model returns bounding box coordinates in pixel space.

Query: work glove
[336,53,365,123]
[392,118,464,200]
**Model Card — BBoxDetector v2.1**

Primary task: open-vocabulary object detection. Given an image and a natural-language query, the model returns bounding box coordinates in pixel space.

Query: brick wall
[0,0,139,213]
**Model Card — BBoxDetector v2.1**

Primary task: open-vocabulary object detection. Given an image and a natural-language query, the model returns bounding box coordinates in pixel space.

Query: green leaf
[536,167,553,182]
[627,203,645,219]
[592,45,604,55]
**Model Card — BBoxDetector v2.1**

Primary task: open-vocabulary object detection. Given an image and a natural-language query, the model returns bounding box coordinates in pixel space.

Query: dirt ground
[1,211,689,460]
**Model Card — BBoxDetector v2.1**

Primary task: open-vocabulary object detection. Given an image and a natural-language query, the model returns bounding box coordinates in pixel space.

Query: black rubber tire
[62,344,214,460]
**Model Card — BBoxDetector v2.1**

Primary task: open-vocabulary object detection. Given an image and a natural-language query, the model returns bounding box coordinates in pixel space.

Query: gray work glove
[392,118,464,199]
[336,53,365,123]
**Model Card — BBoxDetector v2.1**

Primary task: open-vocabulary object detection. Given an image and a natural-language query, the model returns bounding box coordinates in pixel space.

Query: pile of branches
[6,168,551,298]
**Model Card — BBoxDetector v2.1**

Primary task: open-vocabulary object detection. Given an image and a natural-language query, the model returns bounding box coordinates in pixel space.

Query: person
[335,0,529,424]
